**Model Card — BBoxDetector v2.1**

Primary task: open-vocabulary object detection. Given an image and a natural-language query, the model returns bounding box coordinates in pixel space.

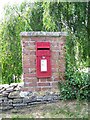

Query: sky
[0,0,32,20]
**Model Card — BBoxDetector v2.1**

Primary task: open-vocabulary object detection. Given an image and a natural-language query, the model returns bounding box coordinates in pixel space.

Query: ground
[1,100,88,119]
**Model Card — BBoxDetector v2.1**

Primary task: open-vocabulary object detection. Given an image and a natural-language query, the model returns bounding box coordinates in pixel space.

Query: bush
[58,71,90,100]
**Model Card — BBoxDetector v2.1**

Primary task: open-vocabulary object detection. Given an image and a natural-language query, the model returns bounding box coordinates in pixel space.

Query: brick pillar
[20,32,67,92]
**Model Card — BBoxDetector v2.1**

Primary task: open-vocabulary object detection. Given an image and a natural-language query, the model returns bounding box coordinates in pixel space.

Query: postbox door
[36,55,51,78]
[36,42,51,78]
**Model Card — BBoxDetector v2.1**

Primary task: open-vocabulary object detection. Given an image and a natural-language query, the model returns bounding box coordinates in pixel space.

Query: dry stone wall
[0,83,60,110]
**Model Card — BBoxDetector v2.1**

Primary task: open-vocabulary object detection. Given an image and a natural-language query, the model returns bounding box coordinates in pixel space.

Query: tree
[43,2,89,67]
[1,2,31,84]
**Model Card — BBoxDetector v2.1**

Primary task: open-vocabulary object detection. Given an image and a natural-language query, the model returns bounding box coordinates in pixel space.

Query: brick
[25,45,35,50]
[24,81,37,87]
[35,87,41,91]
[39,79,47,82]
[31,37,46,41]
[38,82,51,87]
[23,50,36,56]
[52,73,59,78]
[29,64,35,68]
[23,60,30,64]
[54,77,60,81]
[23,64,30,68]
[28,87,35,92]
[25,82,37,87]
[22,41,29,47]
[51,51,60,55]
[52,53,59,59]
[41,87,51,91]
[22,87,29,92]
[52,82,58,88]
[47,78,52,81]
[59,67,65,72]
[29,55,36,60]
[22,37,31,41]
[24,79,32,83]
[23,55,29,60]
[45,37,58,41]
[52,56,60,61]
[60,36,66,41]
[59,64,65,68]
[29,51,36,55]
[29,59,36,64]
[52,68,58,73]
[23,68,29,73]
[29,41,35,45]
[59,73,65,80]
[51,46,59,51]
[51,42,57,47]
[24,73,36,78]
[29,68,36,73]
[24,82,30,86]
[52,64,56,68]
[24,77,38,84]
[51,63,59,68]
[60,56,65,59]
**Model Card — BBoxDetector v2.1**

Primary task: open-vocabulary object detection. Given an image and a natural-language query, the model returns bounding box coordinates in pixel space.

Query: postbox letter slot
[37,48,50,50]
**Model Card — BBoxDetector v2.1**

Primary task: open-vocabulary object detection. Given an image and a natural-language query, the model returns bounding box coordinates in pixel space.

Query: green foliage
[45,2,89,65]
[58,30,89,100]
[1,2,31,84]
[0,2,45,84]
[43,2,56,31]
[1,6,24,84]
[30,2,43,31]
[58,70,89,100]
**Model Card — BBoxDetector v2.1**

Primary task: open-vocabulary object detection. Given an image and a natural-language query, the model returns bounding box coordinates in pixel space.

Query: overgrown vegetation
[58,70,89,100]
[2,101,88,119]
[58,31,90,100]
[0,1,90,100]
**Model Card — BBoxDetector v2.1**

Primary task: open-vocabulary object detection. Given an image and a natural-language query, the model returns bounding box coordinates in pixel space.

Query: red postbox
[36,42,51,78]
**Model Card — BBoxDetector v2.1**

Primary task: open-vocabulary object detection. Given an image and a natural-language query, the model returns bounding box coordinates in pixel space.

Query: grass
[2,100,88,119]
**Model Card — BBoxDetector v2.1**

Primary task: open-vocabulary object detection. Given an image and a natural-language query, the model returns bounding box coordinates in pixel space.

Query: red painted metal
[36,42,51,78]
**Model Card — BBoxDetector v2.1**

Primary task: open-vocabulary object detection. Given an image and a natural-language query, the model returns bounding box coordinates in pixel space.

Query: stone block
[43,95,53,101]
[2,97,8,102]
[0,88,6,93]
[2,105,13,110]
[2,100,12,106]
[2,91,9,97]
[13,103,27,107]
[13,99,23,104]
[23,98,32,103]
[8,90,21,98]
[36,96,43,102]
[6,86,14,93]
